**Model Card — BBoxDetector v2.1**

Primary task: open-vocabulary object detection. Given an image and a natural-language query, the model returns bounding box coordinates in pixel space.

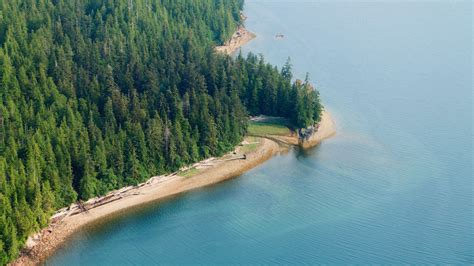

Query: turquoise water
[47,0,472,264]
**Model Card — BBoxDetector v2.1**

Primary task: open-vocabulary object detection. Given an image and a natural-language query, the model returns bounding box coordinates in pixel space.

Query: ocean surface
[47,0,472,264]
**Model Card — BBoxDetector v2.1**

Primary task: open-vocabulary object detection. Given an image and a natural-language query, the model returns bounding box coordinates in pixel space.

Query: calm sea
[47,0,472,264]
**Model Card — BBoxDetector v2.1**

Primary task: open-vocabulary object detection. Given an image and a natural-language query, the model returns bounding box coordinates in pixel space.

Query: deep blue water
[47,0,472,264]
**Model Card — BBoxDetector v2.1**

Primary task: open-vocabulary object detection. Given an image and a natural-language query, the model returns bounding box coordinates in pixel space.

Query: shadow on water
[295,143,323,159]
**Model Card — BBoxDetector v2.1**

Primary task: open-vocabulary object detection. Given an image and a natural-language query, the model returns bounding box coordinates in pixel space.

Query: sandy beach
[12,111,335,265]
[301,111,336,148]
[215,26,256,55]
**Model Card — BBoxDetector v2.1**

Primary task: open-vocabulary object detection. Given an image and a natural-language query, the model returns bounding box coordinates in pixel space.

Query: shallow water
[47,0,472,264]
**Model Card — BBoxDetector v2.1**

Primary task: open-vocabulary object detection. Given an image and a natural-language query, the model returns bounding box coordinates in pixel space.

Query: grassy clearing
[241,137,260,153]
[178,167,200,178]
[240,138,259,154]
[241,143,258,153]
[248,121,291,136]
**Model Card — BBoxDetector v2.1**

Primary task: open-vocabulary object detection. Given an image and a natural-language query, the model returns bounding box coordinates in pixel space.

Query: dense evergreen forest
[0,0,322,263]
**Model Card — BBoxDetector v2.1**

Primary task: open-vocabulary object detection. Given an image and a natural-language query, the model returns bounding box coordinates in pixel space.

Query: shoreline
[12,111,335,265]
[250,111,336,149]
[301,111,337,148]
[13,137,279,265]
[215,26,256,55]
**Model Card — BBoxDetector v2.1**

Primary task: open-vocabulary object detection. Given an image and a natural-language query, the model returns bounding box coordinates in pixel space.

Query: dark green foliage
[237,55,323,128]
[0,0,321,263]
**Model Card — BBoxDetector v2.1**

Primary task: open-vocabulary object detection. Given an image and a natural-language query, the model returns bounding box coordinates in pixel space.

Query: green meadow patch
[248,121,291,136]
